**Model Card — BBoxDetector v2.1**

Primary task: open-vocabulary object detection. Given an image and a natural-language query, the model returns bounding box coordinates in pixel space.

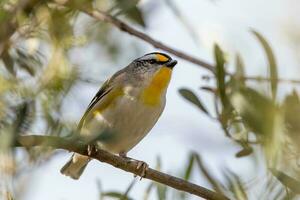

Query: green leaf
[123,179,136,198]
[48,8,74,42]
[235,54,245,77]
[231,87,277,136]
[214,44,232,125]
[125,6,145,27]
[282,90,300,141]
[13,100,35,135]
[235,147,253,158]
[252,30,278,100]
[1,49,15,75]
[223,170,248,200]
[101,191,133,200]
[179,88,210,116]
[16,48,42,76]
[114,0,145,27]
[270,169,300,194]
[194,153,223,195]
[214,44,226,106]
[184,153,195,180]
[230,87,284,164]
[156,183,167,200]
[200,86,216,94]
[143,183,154,200]
[235,54,245,86]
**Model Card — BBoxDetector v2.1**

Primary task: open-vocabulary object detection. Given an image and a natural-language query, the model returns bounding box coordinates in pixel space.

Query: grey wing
[77,69,126,131]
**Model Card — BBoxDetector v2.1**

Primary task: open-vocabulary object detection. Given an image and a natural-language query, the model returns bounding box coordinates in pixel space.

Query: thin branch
[16,135,228,200]
[202,75,300,85]
[0,0,40,54]
[62,3,215,73]
[76,5,300,86]
[242,76,300,84]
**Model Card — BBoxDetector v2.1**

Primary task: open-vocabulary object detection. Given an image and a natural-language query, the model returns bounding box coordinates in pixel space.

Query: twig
[202,75,300,85]
[70,5,216,73]
[242,76,300,84]
[75,5,300,86]
[16,135,228,200]
[0,0,39,54]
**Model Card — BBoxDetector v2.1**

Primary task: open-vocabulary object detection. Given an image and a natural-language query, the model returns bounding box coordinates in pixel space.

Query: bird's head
[128,52,177,105]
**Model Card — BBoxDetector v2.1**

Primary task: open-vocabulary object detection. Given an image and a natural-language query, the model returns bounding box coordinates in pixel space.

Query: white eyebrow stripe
[138,54,157,61]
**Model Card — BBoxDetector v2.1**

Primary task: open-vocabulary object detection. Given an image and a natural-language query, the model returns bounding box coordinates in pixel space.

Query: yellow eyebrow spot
[156,54,169,62]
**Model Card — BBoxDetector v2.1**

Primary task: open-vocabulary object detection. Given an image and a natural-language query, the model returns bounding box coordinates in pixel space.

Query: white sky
[23,0,300,199]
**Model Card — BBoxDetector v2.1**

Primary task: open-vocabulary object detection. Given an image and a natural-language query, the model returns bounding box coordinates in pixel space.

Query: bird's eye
[149,59,156,64]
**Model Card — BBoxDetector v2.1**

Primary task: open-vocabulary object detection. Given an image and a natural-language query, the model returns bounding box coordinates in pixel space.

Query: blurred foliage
[0,0,146,199]
[179,31,300,199]
[1,0,300,200]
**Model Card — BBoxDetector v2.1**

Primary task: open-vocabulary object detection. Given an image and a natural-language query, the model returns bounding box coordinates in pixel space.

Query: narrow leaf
[114,0,145,27]
[235,54,245,86]
[252,30,278,100]
[123,179,137,197]
[214,44,227,108]
[2,50,15,75]
[270,169,300,194]
[184,153,195,180]
[156,183,167,200]
[179,88,210,116]
[224,170,248,200]
[101,191,133,200]
[194,153,224,195]
[143,183,154,200]
[235,147,253,158]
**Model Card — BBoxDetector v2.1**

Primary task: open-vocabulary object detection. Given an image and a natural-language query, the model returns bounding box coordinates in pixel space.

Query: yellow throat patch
[141,67,172,106]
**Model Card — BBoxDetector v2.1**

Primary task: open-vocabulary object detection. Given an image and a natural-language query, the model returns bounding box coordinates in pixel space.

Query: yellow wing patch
[91,87,123,116]
[141,67,172,106]
[156,54,169,62]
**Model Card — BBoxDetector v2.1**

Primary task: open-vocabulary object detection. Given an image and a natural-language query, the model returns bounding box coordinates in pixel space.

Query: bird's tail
[60,153,90,180]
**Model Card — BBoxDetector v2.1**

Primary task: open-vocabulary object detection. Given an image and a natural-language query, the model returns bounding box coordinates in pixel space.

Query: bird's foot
[118,152,149,179]
[87,143,98,157]
[136,160,149,179]
[119,151,127,158]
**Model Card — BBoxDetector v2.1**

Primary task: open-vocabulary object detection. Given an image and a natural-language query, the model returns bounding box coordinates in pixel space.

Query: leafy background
[1,0,300,199]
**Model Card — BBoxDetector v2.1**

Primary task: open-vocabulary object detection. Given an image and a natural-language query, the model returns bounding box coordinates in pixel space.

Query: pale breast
[82,91,166,154]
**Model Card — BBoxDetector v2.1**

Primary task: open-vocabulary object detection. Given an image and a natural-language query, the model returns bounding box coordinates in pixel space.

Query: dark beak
[166,60,177,69]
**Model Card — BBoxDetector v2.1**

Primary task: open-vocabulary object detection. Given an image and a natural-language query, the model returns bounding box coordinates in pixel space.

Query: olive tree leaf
[231,87,284,164]
[13,101,35,136]
[123,179,137,198]
[282,90,300,142]
[143,183,154,200]
[270,168,300,194]
[179,88,210,116]
[223,170,248,200]
[101,191,133,200]
[235,147,253,158]
[231,87,276,135]
[235,54,245,78]
[252,30,278,100]
[1,49,15,76]
[184,153,195,181]
[214,44,233,128]
[194,153,224,195]
[156,183,167,200]
[234,54,245,86]
[114,0,145,27]
[214,44,227,108]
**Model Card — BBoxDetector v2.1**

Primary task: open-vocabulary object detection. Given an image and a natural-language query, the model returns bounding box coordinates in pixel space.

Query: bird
[60,52,177,179]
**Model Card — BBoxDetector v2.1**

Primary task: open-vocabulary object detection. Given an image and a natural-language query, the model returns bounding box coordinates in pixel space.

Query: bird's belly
[84,96,164,154]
